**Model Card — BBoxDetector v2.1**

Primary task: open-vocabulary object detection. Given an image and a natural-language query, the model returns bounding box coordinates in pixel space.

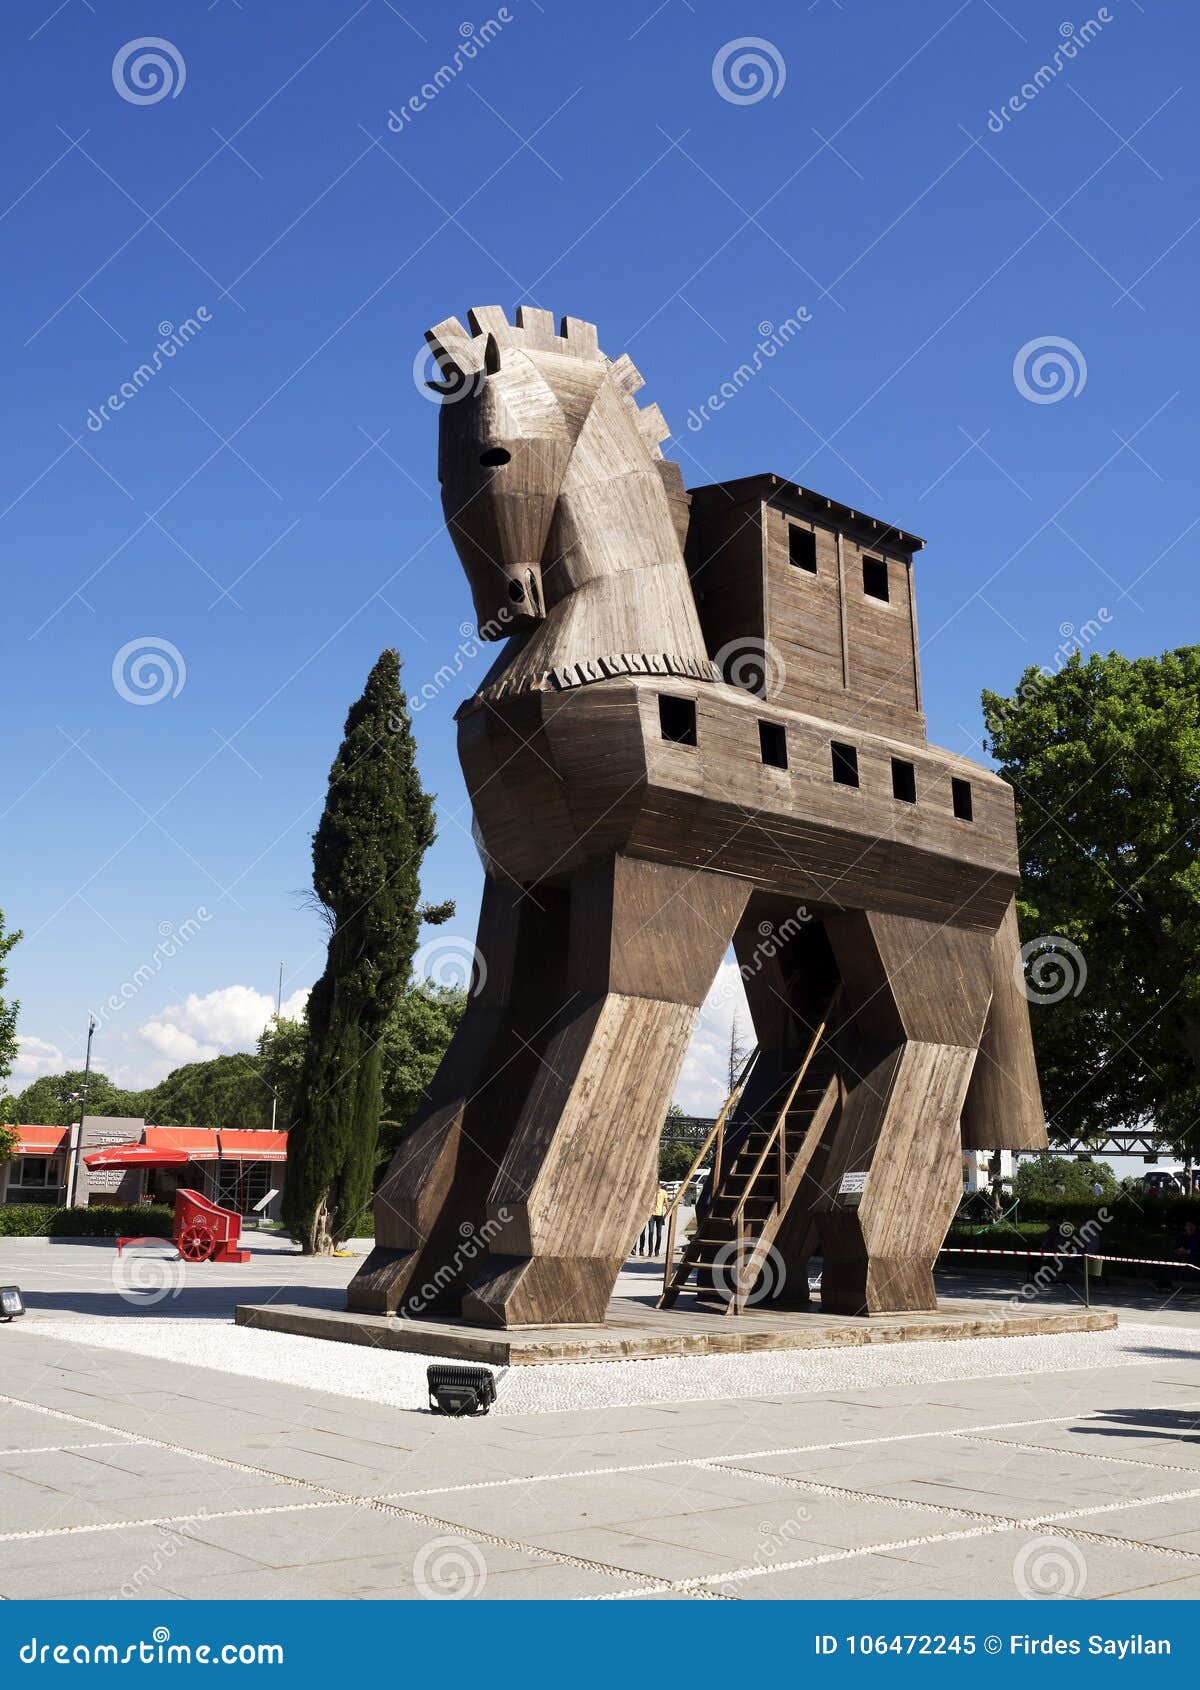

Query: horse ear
[484,333,502,374]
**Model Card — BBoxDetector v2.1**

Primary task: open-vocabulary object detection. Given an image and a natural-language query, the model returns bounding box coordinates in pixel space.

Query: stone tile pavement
[1,1235,1198,1600]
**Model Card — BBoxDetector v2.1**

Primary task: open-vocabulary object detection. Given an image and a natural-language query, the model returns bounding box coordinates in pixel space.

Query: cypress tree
[284,650,447,1253]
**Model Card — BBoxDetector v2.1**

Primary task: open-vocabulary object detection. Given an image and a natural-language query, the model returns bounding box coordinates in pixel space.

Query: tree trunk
[307,1194,335,1256]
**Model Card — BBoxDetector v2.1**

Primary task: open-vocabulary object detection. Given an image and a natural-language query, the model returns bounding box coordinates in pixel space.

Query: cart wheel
[178,1222,215,1263]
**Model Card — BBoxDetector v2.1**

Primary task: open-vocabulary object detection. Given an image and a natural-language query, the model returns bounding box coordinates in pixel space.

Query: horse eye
[479,448,511,467]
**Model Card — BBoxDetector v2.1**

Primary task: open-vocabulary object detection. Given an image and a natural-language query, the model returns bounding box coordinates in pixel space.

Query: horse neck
[485,461,712,694]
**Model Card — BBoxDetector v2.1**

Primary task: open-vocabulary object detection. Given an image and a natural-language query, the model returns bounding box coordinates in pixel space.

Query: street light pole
[67,1015,97,1209]
[269,962,283,1133]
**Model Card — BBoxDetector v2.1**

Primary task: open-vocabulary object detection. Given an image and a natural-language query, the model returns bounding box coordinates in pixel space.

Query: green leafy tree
[144,1054,269,1129]
[1012,1153,1119,1205]
[14,1069,145,1125]
[284,651,450,1253]
[258,990,465,1178]
[0,908,21,1097]
[0,1122,18,1167]
[983,648,1200,1156]
[258,1016,308,1132]
[378,983,465,1140]
[659,1141,695,1182]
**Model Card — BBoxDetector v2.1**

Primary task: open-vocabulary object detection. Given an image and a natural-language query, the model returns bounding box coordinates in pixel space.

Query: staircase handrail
[730,990,840,1305]
[659,1044,759,1295]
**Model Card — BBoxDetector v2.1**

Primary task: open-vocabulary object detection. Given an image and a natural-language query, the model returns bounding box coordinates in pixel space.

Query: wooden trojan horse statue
[348,304,1046,1328]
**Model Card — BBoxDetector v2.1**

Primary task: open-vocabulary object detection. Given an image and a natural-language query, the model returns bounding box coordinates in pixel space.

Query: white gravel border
[20,1314,1200,1417]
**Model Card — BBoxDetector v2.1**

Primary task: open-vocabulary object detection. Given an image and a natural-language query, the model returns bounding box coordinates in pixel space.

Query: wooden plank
[240,1300,1115,1366]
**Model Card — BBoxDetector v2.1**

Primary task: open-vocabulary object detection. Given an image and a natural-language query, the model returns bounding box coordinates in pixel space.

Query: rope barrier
[940,1246,1200,1271]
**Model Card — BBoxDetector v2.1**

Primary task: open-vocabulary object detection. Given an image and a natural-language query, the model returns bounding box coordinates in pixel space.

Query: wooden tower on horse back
[347,305,1047,1329]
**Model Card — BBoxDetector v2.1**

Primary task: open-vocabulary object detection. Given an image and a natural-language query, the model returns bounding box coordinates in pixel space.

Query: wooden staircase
[658,995,840,1315]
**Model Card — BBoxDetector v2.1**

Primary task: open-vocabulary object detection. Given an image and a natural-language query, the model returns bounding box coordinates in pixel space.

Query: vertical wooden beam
[836,529,851,690]
[907,557,922,713]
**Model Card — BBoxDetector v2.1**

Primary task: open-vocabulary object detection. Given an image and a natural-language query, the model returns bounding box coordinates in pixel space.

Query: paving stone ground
[1,1234,1198,1601]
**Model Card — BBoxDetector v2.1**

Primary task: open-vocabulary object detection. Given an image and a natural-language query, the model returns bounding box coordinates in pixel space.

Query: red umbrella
[83,1143,190,1171]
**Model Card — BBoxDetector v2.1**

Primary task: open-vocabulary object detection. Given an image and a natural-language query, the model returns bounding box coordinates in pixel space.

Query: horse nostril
[508,580,526,603]
[479,448,511,467]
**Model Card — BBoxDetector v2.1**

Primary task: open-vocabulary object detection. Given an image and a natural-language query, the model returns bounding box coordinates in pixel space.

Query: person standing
[646,1185,669,1257]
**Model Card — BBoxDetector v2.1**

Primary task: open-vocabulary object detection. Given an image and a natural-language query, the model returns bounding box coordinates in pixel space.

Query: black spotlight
[427,1364,497,1416]
[0,1286,26,1322]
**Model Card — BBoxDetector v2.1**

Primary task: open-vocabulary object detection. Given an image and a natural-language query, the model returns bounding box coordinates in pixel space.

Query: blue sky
[2,0,1196,1109]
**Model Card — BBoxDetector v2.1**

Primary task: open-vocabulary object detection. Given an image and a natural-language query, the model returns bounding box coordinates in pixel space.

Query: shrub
[0,1204,174,1238]
[942,1196,1200,1280]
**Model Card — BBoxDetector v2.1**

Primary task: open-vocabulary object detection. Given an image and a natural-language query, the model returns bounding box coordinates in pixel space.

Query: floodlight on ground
[0,1286,25,1321]
[427,1364,497,1416]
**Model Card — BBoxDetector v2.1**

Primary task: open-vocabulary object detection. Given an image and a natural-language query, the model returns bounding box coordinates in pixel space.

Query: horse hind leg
[811,910,996,1315]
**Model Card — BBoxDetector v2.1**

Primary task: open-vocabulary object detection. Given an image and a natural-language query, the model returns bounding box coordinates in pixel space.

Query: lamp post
[66,1016,97,1209]
[269,961,283,1133]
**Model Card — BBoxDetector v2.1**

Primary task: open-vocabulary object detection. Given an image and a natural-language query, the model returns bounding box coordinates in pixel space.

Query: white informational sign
[253,1189,280,1213]
[838,1170,869,1205]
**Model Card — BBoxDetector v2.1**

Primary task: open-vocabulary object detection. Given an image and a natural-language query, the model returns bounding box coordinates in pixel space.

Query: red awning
[218,1130,288,1163]
[84,1142,189,1171]
[13,1125,70,1155]
[143,1126,221,1161]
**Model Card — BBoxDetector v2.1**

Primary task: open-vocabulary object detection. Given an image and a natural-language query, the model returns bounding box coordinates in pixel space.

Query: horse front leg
[346,877,568,1315]
[461,855,751,1328]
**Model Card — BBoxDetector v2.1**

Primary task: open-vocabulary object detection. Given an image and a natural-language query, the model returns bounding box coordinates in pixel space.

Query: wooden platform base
[234,1295,1114,1367]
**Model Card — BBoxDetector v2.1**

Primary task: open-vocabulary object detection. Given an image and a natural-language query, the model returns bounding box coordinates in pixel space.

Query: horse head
[424,306,678,642]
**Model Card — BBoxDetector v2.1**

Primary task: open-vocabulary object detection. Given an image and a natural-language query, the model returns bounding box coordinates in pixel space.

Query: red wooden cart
[84,1143,250,1264]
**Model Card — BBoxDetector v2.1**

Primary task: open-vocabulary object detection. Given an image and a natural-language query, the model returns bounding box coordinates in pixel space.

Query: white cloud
[672,957,751,1116]
[137,984,308,1079]
[10,1035,65,1084]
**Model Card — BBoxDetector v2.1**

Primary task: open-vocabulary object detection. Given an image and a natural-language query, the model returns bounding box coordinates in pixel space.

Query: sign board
[838,1170,869,1207]
[253,1188,280,1213]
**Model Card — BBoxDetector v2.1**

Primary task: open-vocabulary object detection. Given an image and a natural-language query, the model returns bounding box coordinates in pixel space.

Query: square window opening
[788,525,817,573]
[952,777,974,821]
[862,555,890,601]
[658,694,697,747]
[891,758,917,803]
[831,741,859,788]
[758,720,788,769]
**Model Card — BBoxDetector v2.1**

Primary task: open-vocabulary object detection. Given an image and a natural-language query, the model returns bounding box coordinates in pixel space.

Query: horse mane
[425,304,673,462]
